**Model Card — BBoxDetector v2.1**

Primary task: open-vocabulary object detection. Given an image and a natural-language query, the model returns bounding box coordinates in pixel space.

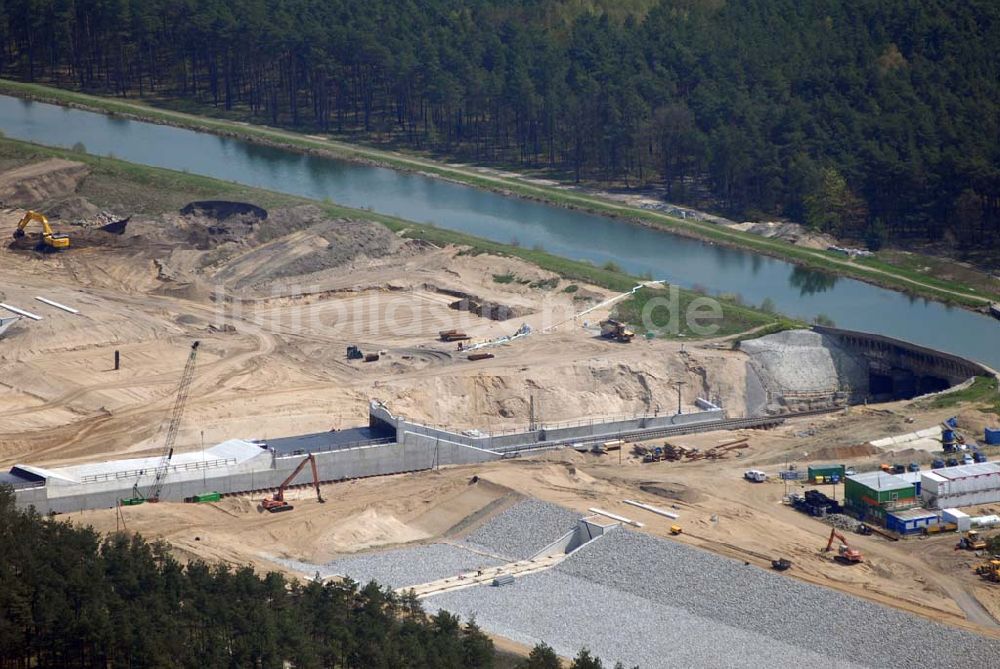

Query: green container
[808,464,845,482]
[120,497,145,506]
[192,492,222,503]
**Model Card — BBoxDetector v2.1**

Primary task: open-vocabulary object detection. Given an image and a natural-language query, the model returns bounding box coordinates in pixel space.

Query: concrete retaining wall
[18,403,729,515]
[17,437,502,515]
[377,398,726,453]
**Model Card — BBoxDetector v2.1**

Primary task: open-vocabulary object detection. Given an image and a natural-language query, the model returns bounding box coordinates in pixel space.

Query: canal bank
[0,86,997,368]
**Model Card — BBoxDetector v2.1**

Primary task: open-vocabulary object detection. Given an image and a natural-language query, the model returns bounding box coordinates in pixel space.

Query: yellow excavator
[13,210,70,250]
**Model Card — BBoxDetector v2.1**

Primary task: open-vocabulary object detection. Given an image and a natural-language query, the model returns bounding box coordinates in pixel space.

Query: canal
[0,94,995,367]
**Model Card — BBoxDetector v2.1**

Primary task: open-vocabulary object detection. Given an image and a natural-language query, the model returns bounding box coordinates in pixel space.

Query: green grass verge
[918,376,1000,415]
[1,78,995,309]
[612,285,789,339]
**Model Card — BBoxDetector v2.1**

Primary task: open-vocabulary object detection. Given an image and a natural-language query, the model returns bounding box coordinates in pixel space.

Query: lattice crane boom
[148,341,200,501]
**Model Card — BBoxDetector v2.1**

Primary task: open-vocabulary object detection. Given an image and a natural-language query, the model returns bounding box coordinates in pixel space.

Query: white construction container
[941,508,972,532]
[920,463,1000,508]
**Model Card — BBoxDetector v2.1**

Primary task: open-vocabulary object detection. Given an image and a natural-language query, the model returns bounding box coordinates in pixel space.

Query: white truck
[744,470,767,483]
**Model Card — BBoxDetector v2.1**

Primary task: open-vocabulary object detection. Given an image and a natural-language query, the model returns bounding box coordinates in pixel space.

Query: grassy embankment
[1,78,997,310]
[918,376,1000,416]
[0,136,783,339]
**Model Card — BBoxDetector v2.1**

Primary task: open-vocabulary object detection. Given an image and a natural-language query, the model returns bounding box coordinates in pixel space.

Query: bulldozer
[824,527,863,564]
[13,210,70,250]
[599,319,634,343]
[974,560,1000,580]
[956,530,987,551]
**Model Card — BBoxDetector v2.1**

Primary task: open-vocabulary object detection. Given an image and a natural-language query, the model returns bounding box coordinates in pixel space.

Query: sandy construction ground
[0,177,750,469]
[69,418,1000,640]
[3,158,999,644]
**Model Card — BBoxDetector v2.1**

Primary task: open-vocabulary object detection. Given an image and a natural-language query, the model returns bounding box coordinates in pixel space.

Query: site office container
[933,490,1000,508]
[941,508,972,532]
[927,465,1000,496]
[808,464,845,481]
[886,511,939,535]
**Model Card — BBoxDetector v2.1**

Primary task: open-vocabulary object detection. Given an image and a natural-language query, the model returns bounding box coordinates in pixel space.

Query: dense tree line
[1,0,999,249]
[0,487,495,668]
[0,487,630,668]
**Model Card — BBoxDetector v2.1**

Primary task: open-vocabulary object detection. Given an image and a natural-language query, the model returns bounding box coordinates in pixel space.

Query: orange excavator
[824,527,864,564]
[259,453,325,513]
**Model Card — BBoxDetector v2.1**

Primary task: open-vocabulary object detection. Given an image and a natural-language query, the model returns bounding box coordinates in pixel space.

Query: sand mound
[208,206,408,289]
[535,463,597,489]
[639,481,703,504]
[0,159,90,204]
[317,507,430,554]
[808,443,878,460]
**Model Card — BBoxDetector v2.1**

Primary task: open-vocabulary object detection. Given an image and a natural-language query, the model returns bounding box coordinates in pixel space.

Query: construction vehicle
[974,560,1000,576]
[669,525,683,535]
[259,453,325,513]
[977,561,1000,583]
[922,522,957,536]
[346,345,363,360]
[956,530,987,551]
[121,341,200,505]
[824,527,863,564]
[439,329,471,342]
[13,210,70,250]
[599,319,634,343]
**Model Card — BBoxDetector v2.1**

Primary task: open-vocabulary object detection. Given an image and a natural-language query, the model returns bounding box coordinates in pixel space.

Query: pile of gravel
[430,529,999,668]
[822,512,864,533]
[464,499,581,559]
[273,543,502,589]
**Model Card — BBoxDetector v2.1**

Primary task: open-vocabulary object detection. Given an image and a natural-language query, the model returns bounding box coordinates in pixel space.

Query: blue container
[985,427,1000,445]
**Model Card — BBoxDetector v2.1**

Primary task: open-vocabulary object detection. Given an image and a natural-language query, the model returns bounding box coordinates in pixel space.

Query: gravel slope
[274,543,502,589]
[464,499,581,559]
[430,569,861,669]
[430,528,1000,668]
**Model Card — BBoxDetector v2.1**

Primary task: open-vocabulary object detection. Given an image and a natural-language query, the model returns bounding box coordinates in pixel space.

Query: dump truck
[599,319,634,342]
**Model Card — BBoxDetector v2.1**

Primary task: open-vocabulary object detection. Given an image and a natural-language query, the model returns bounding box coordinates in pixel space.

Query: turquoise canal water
[0,95,995,367]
